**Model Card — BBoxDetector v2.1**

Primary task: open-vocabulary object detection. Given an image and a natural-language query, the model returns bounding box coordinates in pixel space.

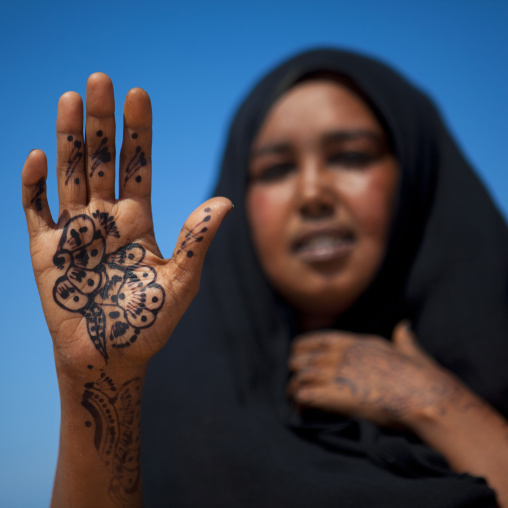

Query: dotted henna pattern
[90,130,112,178]
[124,133,147,185]
[64,135,83,185]
[176,207,212,258]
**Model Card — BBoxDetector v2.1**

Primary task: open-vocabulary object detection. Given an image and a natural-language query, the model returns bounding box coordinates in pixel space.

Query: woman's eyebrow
[323,129,384,144]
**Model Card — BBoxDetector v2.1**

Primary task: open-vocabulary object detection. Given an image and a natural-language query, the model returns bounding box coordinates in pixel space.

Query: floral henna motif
[52,211,165,362]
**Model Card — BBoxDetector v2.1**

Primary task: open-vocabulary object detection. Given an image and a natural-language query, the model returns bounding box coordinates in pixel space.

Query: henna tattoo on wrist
[30,178,45,211]
[52,211,165,362]
[82,367,141,507]
[124,134,147,185]
[176,207,212,258]
[64,135,83,185]
[90,130,112,178]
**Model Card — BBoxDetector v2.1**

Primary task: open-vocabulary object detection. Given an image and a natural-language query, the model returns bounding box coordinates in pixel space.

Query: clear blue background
[1,1,507,506]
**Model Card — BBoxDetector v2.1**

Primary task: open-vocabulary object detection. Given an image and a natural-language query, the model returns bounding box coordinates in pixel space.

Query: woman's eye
[251,162,296,183]
[328,151,374,168]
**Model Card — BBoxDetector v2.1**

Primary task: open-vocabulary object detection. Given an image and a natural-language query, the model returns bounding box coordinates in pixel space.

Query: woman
[23,49,508,507]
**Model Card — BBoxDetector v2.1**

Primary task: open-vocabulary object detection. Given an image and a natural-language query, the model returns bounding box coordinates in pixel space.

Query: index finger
[291,330,353,354]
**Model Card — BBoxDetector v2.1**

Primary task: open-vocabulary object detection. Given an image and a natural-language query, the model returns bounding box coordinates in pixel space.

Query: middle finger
[85,73,116,200]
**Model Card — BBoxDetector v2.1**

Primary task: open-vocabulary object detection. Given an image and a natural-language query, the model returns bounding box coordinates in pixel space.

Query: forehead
[254,80,385,145]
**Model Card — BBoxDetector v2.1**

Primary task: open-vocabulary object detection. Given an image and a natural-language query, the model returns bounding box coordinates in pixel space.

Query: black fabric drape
[142,48,508,507]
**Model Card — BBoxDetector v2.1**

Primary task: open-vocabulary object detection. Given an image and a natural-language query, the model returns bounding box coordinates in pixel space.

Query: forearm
[51,364,147,508]
[410,387,508,507]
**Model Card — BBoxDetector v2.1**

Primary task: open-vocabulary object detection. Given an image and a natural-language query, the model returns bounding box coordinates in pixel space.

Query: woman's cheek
[346,164,398,240]
[247,186,291,264]
[248,186,286,232]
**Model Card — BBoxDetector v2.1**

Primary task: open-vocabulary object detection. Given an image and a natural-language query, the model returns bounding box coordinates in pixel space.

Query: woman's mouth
[292,229,355,264]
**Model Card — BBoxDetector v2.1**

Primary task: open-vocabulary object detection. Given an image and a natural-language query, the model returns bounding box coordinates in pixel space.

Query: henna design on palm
[52,211,165,362]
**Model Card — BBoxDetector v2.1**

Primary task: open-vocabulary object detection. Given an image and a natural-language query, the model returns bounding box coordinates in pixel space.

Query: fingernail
[225,203,234,217]
[399,319,412,331]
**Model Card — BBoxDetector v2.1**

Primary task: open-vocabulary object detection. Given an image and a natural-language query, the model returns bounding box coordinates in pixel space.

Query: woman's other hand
[287,322,465,429]
[288,323,508,506]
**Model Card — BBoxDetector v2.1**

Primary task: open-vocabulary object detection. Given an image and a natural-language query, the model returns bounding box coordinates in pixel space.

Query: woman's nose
[296,159,335,219]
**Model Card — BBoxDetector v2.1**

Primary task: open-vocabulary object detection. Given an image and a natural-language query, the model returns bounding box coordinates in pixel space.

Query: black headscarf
[142,48,508,507]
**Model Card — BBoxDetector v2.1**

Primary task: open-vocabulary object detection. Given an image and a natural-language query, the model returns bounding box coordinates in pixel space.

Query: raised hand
[22,73,232,508]
[22,73,232,372]
[287,323,465,429]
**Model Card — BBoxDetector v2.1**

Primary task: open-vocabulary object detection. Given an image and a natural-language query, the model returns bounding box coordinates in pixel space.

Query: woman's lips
[292,228,355,264]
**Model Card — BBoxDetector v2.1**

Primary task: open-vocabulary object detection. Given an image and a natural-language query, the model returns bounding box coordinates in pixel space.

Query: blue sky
[1,1,507,506]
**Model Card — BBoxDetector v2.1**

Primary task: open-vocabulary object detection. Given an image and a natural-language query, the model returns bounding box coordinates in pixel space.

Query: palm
[23,74,231,371]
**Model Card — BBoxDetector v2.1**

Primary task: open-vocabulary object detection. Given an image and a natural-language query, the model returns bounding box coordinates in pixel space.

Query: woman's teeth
[295,233,354,262]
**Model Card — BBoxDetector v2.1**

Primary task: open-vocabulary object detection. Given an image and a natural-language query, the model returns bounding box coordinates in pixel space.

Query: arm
[52,366,147,507]
[410,379,508,507]
[288,323,508,507]
[22,73,232,508]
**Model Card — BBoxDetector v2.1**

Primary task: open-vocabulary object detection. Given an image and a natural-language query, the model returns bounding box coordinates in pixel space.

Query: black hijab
[142,48,508,507]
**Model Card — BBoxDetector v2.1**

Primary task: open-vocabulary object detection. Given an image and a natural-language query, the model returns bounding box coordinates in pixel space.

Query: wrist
[403,380,485,446]
[398,370,471,433]
[55,358,147,401]
[52,360,145,508]
[54,338,149,376]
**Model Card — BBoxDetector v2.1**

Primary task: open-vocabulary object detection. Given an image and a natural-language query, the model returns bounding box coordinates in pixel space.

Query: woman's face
[247,79,399,329]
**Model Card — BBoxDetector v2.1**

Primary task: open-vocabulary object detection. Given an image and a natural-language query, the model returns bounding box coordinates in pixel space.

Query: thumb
[392,320,429,360]
[163,196,233,299]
